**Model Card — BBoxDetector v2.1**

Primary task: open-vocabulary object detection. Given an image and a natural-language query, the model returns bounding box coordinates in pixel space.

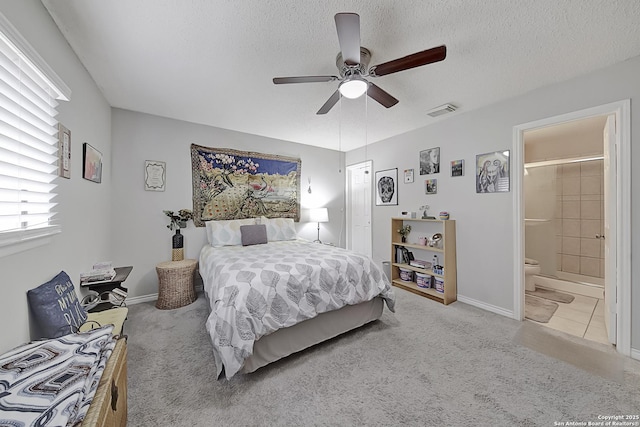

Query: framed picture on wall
[82,143,102,183]
[404,168,414,183]
[420,147,440,175]
[375,168,398,206]
[451,159,464,177]
[58,124,70,179]
[425,179,437,195]
[144,160,166,191]
[476,150,510,193]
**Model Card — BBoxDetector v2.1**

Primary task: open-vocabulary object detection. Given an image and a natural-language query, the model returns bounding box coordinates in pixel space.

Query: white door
[603,114,617,344]
[346,161,372,257]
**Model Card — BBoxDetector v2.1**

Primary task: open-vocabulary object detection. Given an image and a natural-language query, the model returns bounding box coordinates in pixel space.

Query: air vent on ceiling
[426,103,457,117]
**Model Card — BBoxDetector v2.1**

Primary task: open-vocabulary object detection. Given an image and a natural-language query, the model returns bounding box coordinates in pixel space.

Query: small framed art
[451,159,464,177]
[425,179,437,195]
[420,147,440,175]
[404,168,414,183]
[375,168,398,206]
[58,124,70,179]
[476,150,510,193]
[144,160,166,191]
[82,143,102,183]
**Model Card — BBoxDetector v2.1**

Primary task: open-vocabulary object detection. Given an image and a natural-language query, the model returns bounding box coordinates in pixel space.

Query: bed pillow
[27,271,88,339]
[240,224,268,246]
[260,216,297,241]
[205,218,256,247]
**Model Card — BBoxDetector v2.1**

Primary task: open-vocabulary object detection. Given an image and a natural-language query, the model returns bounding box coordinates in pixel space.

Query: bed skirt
[240,296,384,374]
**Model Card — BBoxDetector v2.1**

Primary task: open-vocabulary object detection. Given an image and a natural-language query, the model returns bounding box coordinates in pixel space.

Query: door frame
[345,161,373,255]
[512,99,631,356]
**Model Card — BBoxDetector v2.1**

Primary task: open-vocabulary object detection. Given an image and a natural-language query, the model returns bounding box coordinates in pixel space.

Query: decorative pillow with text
[27,271,88,339]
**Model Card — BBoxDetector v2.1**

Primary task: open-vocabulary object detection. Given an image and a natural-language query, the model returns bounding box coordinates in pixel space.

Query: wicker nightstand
[155,259,197,309]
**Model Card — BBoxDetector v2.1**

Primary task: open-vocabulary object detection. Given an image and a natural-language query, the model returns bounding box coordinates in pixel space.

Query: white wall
[110,109,345,297]
[346,54,640,350]
[525,124,604,162]
[0,1,112,353]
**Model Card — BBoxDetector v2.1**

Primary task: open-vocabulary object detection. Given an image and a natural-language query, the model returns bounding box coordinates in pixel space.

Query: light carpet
[525,295,559,323]
[125,289,640,426]
[526,287,576,304]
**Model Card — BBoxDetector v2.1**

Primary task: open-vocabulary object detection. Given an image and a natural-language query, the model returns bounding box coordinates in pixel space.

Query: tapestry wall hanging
[190,144,301,225]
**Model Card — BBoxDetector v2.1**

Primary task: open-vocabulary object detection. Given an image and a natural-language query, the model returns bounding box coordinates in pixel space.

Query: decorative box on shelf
[399,211,416,218]
[409,259,430,269]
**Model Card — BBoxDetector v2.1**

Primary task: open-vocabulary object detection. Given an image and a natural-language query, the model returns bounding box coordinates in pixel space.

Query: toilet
[524,257,540,291]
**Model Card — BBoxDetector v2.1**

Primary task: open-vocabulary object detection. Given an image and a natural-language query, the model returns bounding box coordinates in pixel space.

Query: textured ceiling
[41,0,640,152]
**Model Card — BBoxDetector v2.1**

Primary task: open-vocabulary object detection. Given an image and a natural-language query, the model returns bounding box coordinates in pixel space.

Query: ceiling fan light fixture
[339,77,368,99]
[273,13,447,114]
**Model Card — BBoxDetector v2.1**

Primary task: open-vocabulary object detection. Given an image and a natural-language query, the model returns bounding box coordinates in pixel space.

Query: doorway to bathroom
[512,100,631,357]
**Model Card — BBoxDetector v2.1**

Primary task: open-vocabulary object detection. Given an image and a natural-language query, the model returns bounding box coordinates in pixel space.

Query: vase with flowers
[398,224,411,243]
[163,209,193,261]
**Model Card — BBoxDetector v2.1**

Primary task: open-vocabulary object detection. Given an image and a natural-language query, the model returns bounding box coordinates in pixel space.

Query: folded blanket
[0,325,115,426]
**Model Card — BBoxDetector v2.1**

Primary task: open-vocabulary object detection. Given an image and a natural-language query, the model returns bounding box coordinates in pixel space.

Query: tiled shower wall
[555,160,604,278]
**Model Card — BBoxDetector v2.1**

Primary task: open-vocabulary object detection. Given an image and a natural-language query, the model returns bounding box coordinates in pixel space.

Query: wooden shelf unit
[390,218,457,305]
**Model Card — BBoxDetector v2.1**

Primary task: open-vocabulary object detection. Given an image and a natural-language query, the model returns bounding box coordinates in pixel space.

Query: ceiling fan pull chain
[338,96,342,172]
[364,93,368,168]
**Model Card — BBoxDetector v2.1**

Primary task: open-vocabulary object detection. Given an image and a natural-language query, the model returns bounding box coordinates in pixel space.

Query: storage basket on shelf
[415,272,432,288]
[398,267,413,282]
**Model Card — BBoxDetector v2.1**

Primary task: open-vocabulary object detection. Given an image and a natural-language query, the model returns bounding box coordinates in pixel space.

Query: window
[0,13,70,252]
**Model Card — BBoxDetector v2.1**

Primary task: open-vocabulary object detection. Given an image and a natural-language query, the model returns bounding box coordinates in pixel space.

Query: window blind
[0,15,69,248]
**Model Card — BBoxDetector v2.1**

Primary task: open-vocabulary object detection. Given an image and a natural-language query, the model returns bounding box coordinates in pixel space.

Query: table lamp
[309,207,329,243]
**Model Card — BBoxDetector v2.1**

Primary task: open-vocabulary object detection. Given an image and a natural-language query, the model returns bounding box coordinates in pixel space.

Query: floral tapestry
[190,144,301,225]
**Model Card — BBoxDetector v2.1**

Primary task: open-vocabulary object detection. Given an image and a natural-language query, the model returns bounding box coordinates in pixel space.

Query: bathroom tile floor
[529,289,610,345]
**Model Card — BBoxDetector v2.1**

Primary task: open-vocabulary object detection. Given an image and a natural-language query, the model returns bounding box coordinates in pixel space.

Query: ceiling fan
[273,12,447,115]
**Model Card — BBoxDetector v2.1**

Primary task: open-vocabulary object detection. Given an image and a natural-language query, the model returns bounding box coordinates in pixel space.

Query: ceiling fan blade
[273,76,339,84]
[369,45,446,77]
[367,83,399,108]
[335,13,361,65]
[317,90,341,115]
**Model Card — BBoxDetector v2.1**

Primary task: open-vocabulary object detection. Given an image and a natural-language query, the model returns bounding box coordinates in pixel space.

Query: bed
[199,217,395,379]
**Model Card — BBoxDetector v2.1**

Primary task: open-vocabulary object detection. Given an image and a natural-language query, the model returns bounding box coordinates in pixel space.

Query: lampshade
[338,77,368,99]
[309,207,329,223]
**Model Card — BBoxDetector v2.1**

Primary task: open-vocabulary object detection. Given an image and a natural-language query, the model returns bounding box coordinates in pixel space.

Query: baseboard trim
[124,283,203,306]
[126,294,157,305]
[631,347,640,361]
[456,295,514,319]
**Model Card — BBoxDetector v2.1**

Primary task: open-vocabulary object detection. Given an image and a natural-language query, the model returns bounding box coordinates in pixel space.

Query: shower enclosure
[524,158,605,289]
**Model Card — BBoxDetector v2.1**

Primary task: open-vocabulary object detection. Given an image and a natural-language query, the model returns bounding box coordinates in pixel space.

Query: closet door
[346,161,372,257]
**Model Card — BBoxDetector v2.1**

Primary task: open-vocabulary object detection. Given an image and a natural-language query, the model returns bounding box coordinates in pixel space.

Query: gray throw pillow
[27,271,88,339]
[240,224,268,246]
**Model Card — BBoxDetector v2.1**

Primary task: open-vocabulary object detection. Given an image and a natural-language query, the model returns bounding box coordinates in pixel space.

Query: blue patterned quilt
[199,240,395,379]
[0,326,116,426]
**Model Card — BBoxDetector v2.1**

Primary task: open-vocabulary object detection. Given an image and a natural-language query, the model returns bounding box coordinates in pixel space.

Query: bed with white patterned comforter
[199,240,395,379]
